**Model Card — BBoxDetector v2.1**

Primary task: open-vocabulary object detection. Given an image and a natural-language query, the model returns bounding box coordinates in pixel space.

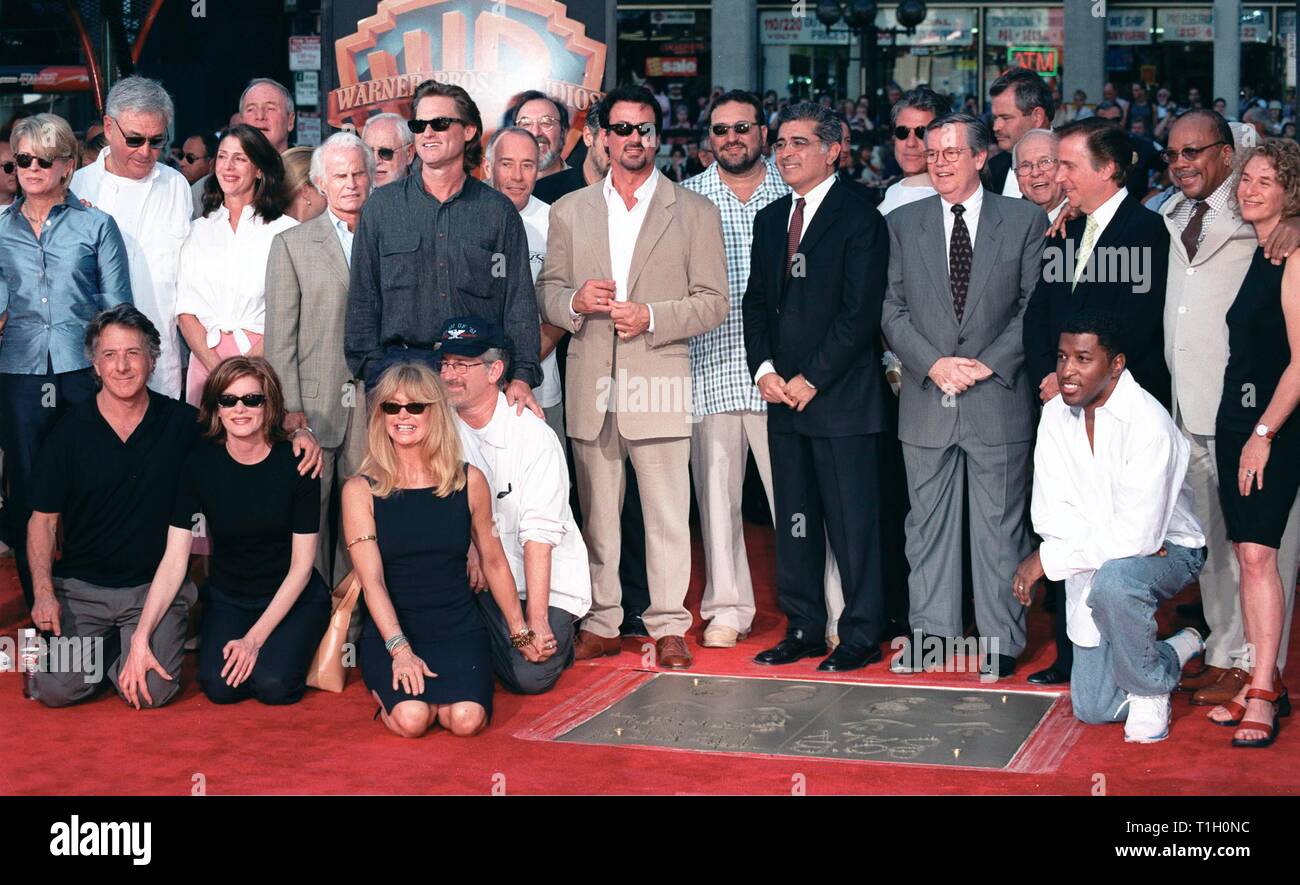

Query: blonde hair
[11,113,78,191]
[358,362,466,499]
[281,145,317,196]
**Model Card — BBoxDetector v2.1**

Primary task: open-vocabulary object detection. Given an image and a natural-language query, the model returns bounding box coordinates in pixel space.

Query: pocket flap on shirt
[380,235,420,256]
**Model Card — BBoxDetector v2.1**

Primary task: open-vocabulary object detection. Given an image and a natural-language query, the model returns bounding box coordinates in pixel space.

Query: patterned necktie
[1072,214,1100,290]
[786,197,806,276]
[1181,199,1209,261]
[949,203,972,322]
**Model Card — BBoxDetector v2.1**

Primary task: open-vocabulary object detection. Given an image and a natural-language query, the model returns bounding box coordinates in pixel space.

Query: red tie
[786,197,806,276]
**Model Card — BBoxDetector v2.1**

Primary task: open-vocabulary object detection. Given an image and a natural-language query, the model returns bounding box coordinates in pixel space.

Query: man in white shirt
[986,67,1053,198]
[1016,310,1206,742]
[71,76,192,398]
[877,87,949,217]
[483,126,565,439]
[439,317,592,694]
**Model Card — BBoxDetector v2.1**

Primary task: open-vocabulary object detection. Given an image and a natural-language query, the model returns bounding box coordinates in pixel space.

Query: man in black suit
[742,101,890,672]
[986,66,1054,197]
[1021,115,1171,685]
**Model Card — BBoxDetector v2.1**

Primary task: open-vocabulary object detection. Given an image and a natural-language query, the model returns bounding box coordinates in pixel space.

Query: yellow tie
[1072,214,1099,290]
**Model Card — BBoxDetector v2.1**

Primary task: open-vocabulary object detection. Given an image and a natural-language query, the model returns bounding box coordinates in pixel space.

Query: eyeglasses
[407,117,464,134]
[380,401,432,415]
[0,162,12,174]
[1015,157,1059,176]
[181,153,208,164]
[923,147,974,164]
[893,125,927,142]
[516,115,561,129]
[1159,141,1229,164]
[711,121,756,137]
[436,359,488,376]
[372,147,396,161]
[216,393,267,408]
[606,121,656,138]
[14,153,71,170]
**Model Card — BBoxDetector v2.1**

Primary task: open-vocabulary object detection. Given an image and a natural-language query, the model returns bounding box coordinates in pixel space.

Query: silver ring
[1246,469,1256,476]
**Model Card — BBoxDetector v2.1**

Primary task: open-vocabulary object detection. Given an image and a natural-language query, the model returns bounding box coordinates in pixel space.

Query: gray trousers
[901,438,1031,656]
[542,400,566,443]
[476,591,576,695]
[33,577,197,708]
[1071,544,1206,724]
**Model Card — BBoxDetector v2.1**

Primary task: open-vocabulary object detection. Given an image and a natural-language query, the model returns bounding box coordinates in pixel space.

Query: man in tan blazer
[265,132,371,584]
[538,85,728,670]
[1161,112,1300,704]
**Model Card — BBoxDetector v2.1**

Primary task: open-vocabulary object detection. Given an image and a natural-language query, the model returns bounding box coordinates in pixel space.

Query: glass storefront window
[984,7,1065,105]
[875,6,977,102]
[617,7,713,121]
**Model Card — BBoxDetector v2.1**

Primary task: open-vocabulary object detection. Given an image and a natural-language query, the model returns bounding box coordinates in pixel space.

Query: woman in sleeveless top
[1209,140,1300,748]
[341,361,544,738]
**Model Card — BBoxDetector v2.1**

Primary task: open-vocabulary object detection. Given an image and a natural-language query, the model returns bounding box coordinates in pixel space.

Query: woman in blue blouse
[0,113,132,609]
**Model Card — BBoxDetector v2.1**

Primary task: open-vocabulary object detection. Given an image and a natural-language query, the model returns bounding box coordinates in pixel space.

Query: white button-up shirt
[519,194,561,408]
[176,203,298,353]
[1032,371,1205,647]
[940,185,985,272]
[71,148,193,398]
[327,207,354,268]
[456,392,592,620]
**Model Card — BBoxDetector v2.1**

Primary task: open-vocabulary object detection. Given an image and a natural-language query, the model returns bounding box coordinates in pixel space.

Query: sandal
[1232,685,1289,748]
[1211,670,1290,727]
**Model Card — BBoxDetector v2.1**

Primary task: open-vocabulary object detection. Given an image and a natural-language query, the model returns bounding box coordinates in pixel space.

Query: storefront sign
[874,8,975,47]
[1157,9,1213,42]
[1007,46,1058,77]
[295,71,320,106]
[289,35,322,71]
[646,56,697,77]
[649,11,695,26]
[1107,9,1152,46]
[297,112,323,146]
[759,12,850,46]
[986,8,1063,45]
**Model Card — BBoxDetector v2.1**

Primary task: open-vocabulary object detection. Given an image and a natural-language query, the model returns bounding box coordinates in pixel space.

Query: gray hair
[310,131,375,192]
[84,304,162,365]
[890,86,952,128]
[481,347,509,388]
[485,126,540,167]
[775,101,840,149]
[105,76,175,129]
[240,77,295,115]
[362,112,413,148]
[1012,128,1058,163]
[926,112,992,156]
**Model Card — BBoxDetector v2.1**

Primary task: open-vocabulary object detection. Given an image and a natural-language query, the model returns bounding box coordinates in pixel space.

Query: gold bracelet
[346,534,377,549]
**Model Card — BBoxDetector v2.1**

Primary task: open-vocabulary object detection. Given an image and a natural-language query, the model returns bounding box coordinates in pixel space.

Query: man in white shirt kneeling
[1014,309,1207,743]
[439,316,592,695]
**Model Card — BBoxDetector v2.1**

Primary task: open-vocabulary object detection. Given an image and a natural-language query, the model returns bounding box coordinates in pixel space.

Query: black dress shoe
[619,613,649,638]
[817,643,882,672]
[890,631,942,673]
[980,654,1018,679]
[1027,665,1070,685]
[754,634,827,666]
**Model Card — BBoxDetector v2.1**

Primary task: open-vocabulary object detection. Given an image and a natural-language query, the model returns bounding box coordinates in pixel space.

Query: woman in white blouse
[177,124,298,405]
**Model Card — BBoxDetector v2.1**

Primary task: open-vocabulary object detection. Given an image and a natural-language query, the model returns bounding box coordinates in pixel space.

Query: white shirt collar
[938,184,984,216]
[326,206,351,234]
[603,167,660,209]
[791,171,836,214]
[92,145,160,185]
[1047,198,1069,223]
[1087,187,1127,236]
[458,392,511,450]
[520,194,549,221]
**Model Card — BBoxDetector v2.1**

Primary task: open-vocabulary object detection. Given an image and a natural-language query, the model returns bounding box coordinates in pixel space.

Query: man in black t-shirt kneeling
[27,305,204,708]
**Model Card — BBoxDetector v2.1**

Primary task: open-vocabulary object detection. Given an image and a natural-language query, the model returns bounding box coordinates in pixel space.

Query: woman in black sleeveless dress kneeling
[342,361,545,738]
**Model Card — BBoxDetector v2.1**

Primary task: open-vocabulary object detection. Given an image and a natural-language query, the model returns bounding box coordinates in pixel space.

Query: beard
[714,142,761,175]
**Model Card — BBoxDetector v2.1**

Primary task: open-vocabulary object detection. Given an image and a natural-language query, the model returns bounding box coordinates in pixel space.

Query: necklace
[21,204,51,227]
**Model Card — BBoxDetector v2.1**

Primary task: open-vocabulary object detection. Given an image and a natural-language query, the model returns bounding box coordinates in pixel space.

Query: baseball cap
[435,316,510,358]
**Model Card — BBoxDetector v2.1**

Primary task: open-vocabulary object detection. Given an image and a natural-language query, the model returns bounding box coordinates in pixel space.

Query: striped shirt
[681,159,790,416]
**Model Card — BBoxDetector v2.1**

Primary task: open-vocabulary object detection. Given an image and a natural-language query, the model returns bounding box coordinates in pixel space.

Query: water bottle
[20,628,40,700]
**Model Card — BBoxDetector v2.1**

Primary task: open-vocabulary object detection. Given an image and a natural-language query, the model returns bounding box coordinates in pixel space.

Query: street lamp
[817,1,928,101]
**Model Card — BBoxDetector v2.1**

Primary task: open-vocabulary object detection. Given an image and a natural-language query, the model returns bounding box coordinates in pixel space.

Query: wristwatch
[1254,423,1276,441]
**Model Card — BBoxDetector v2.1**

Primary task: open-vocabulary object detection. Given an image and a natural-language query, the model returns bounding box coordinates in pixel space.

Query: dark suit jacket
[985,151,1013,194]
[1023,192,1172,408]
[743,177,889,437]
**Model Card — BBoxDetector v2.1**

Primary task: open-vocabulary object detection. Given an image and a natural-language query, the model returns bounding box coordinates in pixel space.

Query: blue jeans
[1071,543,1206,724]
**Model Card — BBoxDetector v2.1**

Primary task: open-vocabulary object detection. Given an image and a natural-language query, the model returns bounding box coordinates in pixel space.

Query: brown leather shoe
[1192,667,1251,706]
[1178,664,1227,692]
[655,635,693,670]
[573,630,622,661]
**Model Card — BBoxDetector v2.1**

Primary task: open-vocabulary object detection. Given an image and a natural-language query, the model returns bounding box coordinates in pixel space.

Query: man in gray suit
[265,132,372,583]
[881,113,1047,678]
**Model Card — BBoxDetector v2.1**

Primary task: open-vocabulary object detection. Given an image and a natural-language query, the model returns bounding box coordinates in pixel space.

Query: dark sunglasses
[380,401,432,415]
[606,121,656,138]
[711,121,756,137]
[0,162,12,174]
[216,393,267,408]
[407,117,464,134]
[14,153,69,170]
[373,147,396,161]
[122,134,167,150]
[1158,141,1229,164]
[181,153,208,164]
[894,125,928,141]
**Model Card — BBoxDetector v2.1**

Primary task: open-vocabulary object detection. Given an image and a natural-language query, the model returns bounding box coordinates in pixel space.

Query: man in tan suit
[265,132,371,583]
[538,85,728,670]
[1161,111,1300,704]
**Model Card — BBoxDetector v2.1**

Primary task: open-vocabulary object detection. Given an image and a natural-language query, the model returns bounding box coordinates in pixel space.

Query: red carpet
[1,528,1297,796]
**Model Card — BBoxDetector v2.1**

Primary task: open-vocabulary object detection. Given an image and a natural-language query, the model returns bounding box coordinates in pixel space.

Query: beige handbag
[307,569,363,692]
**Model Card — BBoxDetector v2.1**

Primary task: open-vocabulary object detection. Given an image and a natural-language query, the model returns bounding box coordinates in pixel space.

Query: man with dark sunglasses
[878,87,950,217]
[346,79,543,422]
[178,131,214,218]
[361,112,414,187]
[0,138,16,218]
[71,77,191,401]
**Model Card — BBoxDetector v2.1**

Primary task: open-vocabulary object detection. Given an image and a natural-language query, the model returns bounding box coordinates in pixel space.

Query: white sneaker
[1118,693,1171,743]
[1162,627,1204,669]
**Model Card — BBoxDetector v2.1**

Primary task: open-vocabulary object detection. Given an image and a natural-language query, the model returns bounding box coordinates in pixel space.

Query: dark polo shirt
[30,390,203,588]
